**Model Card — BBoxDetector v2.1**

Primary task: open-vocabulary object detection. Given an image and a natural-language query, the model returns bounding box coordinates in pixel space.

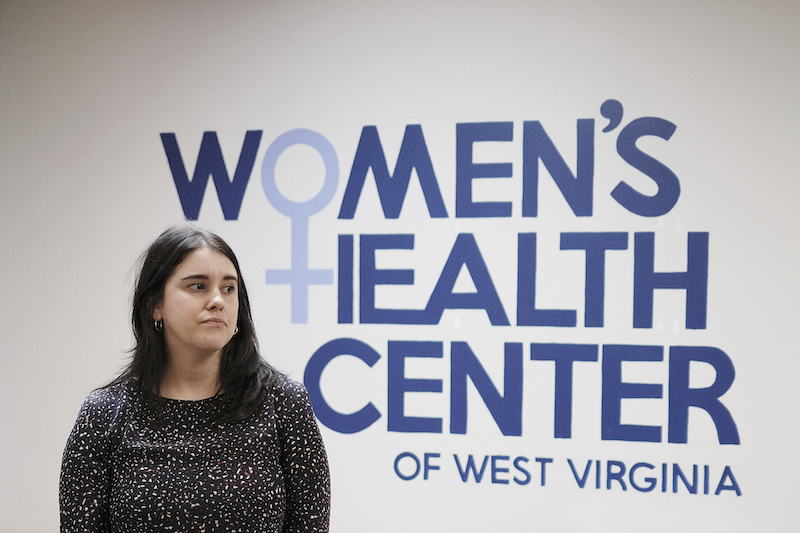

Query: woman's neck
[160,351,222,400]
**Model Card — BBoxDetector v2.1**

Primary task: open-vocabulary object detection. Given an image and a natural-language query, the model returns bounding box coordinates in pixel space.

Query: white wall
[1,0,798,530]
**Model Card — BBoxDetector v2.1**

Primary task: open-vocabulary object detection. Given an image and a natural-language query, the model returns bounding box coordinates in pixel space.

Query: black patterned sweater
[60,377,330,532]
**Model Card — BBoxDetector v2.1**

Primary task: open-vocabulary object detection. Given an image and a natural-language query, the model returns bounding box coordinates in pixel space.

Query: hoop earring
[154,319,163,332]
[234,326,239,335]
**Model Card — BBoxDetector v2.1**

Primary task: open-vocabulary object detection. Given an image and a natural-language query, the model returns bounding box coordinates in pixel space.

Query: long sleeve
[275,380,331,533]
[59,388,125,532]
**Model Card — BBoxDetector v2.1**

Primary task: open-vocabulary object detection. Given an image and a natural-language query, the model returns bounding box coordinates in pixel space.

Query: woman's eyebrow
[180,274,239,281]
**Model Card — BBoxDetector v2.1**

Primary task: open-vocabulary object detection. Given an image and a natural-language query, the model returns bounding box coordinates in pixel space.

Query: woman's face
[153,247,240,361]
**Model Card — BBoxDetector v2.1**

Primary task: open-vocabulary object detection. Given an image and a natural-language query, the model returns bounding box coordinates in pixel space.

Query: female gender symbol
[261,128,339,323]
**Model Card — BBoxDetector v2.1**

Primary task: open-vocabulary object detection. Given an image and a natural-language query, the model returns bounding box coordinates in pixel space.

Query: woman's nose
[208,289,225,309]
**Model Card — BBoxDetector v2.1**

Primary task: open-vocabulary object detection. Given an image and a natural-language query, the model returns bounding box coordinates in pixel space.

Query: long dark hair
[108,225,282,420]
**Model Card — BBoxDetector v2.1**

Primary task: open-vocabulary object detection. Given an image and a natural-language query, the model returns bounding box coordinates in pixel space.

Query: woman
[60,225,330,532]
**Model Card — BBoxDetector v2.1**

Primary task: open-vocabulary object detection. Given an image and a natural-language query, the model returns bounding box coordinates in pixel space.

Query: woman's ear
[152,304,162,322]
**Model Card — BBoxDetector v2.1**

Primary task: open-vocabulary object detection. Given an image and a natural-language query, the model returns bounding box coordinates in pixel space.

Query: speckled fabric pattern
[60,378,330,532]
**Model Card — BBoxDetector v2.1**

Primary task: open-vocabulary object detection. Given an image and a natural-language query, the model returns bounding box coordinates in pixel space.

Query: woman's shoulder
[68,380,136,441]
[76,380,137,423]
[263,377,324,442]
[84,379,135,406]
[265,376,314,413]
[269,376,308,396]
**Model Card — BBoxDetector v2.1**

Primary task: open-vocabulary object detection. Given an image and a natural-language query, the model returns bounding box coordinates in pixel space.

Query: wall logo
[160,99,741,495]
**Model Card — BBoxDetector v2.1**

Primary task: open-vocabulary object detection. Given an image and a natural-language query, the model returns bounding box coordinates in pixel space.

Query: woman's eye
[191,283,205,290]
[224,285,236,294]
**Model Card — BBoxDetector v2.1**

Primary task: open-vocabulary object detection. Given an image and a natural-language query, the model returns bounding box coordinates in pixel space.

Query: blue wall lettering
[450,342,523,436]
[305,340,739,444]
[394,452,420,480]
[633,232,709,329]
[338,235,354,323]
[455,122,514,217]
[530,343,599,438]
[304,338,381,434]
[454,455,489,483]
[611,116,680,216]
[629,462,657,492]
[568,459,740,495]
[425,233,510,326]
[673,463,699,494]
[715,466,742,496]
[601,344,664,442]
[359,234,426,324]
[338,125,448,219]
[668,346,740,444]
[161,130,262,220]
[491,455,511,484]
[560,232,628,327]
[513,457,531,485]
[387,341,444,433]
[567,459,594,489]
[607,460,628,490]
[522,119,594,217]
[517,233,577,326]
